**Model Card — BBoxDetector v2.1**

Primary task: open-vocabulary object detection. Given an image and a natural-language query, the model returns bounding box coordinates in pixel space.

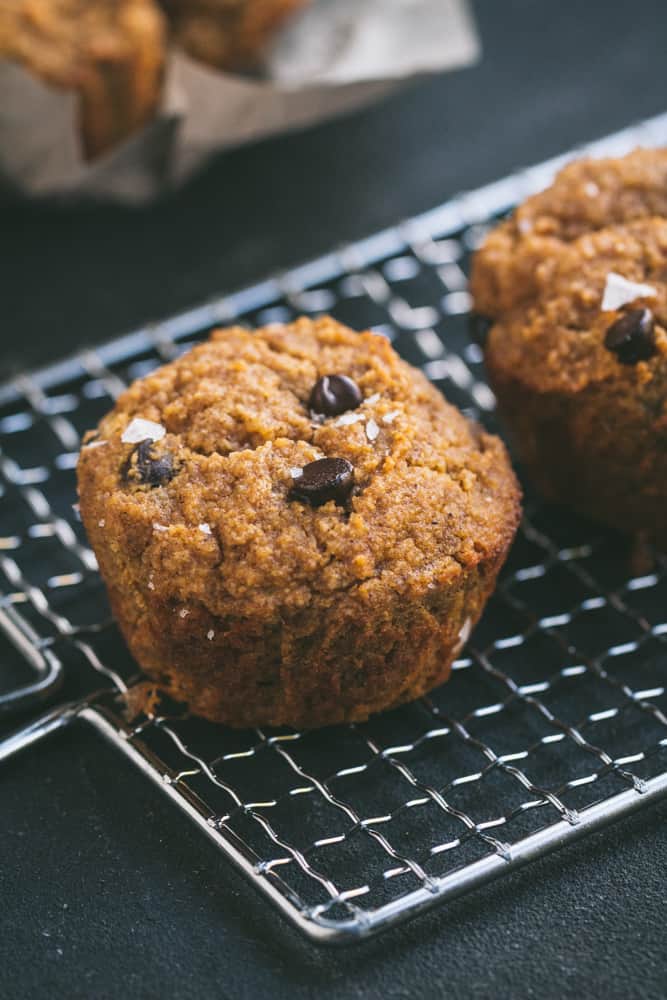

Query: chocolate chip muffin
[162,0,310,72]
[0,0,166,159]
[472,151,667,549]
[77,317,520,729]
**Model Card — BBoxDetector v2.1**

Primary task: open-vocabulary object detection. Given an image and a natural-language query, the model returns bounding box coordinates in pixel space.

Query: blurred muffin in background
[161,0,311,72]
[0,0,167,158]
[0,0,312,161]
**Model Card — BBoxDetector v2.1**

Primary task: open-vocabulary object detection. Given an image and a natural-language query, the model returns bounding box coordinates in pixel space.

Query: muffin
[162,0,310,72]
[471,147,667,318]
[0,0,166,159]
[77,317,521,729]
[472,151,667,549]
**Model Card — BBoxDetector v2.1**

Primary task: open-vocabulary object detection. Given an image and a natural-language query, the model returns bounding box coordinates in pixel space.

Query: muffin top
[505,147,667,242]
[77,317,519,621]
[487,218,667,395]
[471,147,667,316]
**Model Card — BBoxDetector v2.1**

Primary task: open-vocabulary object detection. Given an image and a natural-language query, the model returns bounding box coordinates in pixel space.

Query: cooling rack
[1,113,667,945]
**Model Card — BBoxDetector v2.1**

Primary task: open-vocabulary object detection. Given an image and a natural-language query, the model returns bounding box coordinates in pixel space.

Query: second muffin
[472,148,667,550]
[78,317,520,729]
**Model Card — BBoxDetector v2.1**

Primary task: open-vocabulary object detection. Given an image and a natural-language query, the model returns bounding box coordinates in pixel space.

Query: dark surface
[1,1,667,997]
[4,0,667,374]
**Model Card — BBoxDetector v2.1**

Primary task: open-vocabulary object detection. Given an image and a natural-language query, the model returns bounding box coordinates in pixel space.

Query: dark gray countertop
[1,2,667,997]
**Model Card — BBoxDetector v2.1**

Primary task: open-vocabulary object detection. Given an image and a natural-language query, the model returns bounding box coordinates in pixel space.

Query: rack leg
[0,702,82,765]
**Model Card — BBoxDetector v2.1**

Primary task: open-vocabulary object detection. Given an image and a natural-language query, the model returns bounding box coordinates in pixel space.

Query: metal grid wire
[1,113,667,944]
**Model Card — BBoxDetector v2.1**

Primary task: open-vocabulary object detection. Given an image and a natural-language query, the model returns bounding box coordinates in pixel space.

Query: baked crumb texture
[471,149,667,551]
[78,317,521,728]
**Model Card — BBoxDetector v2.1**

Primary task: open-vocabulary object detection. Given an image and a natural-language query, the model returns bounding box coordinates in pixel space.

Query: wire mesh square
[1,113,667,943]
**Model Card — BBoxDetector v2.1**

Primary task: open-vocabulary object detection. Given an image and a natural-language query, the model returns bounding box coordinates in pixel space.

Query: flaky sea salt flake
[179,608,190,618]
[207,629,215,640]
[289,467,303,479]
[365,393,381,405]
[121,417,166,444]
[366,418,380,442]
[152,523,168,532]
[601,272,657,312]
[335,412,364,427]
[199,523,212,535]
[382,410,400,424]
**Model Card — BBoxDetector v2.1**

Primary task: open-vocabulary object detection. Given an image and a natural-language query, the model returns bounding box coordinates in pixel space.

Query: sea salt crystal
[335,412,364,427]
[584,181,600,197]
[147,577,155,591]
[199,523,212,535]
[382,410,400,424]
[601,272,657,312]
[98,518,105,528]
[179,608,190,618]
[82,439,108,449]
[365,418,380,441]
[365,393,381,405]
[121,417,166,444]
[289,467,303,479]
[153,523,168,532]
[207,629,215,640]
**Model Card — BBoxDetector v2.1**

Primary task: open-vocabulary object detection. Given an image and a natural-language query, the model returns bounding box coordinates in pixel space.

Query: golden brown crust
[162,0,310,72]
[0,0,166,158]
[77,317,521,728]
[473,150,667,549]
[471,148,667,317]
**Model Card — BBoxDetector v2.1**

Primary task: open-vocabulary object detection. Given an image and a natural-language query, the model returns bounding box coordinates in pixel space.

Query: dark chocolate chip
[309,374,362,417]
[123,438,175,487]
[289,457,354,507]
[469,313,492,347]
[604,308,656,365]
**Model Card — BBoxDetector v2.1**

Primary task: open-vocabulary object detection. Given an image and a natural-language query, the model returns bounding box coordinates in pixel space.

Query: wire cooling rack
[1,114,667,945]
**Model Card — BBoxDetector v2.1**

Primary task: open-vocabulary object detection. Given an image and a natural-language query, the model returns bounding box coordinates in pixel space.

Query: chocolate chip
[604,308,656,364]
[288,458,354,507]
[309,374,362,417]
[123,438,175,487]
